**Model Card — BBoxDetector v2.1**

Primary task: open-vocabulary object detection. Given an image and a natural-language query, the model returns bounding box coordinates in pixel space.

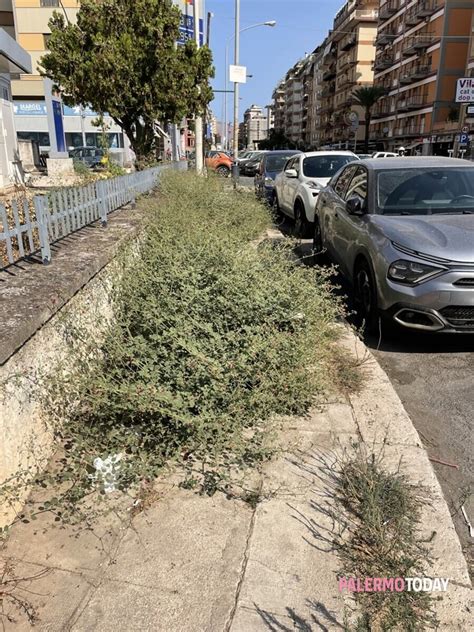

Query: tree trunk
[364,108,371,154]
[122,120,157,170]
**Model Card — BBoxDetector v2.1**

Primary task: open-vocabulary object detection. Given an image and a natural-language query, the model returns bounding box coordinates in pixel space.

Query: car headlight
[264,177,274,187]
[387,260,444,285]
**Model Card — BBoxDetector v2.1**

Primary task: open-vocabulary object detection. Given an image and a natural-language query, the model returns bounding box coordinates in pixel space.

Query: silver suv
[313,157,474,333]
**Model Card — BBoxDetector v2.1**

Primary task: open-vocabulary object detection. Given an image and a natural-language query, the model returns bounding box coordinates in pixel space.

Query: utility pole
[232,0,240,182]
[224,45,228,151]
[193,0,204,173]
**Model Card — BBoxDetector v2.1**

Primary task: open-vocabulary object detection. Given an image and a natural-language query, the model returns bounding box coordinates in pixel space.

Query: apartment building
[272,0,378,150]
[265,104,275,134]
[272,81,285,133]
[319,35,337,147]
[371,0,474,155]
[241,104,268,149]
[330,0,379,148]
[283,60,305,146]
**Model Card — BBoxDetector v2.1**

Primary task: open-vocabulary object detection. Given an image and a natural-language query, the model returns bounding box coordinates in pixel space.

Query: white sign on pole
[229,65,247,84]
[455,78,474,103]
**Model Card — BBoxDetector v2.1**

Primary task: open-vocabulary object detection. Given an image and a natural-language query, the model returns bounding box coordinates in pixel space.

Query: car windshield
[377,168,474,215]
[266,154,296,172]
[303,155,356,178]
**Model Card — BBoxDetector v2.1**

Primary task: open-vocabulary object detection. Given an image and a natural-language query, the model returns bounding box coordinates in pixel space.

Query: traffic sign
[459,133,469,145]
[229,65,247,84]
[462,126,469,134]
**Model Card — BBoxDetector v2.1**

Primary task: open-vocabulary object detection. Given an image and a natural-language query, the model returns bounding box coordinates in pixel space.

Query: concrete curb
[339,326,473,626]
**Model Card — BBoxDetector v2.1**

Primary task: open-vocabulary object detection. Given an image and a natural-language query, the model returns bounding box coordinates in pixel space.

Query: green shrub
[28,172,346,513]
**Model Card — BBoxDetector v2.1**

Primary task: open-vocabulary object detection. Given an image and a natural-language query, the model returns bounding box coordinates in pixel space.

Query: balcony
[321,83,336,98]
[339,55,357,71]
[397,95,427,111]
[340,33,357,51]
[373,102,391,118]
[376,28,398,47]
[373,55,394,71]
[403,33,435,56]
[379,0,399,20]
[394,126,424,137]
[406,0,440,26]
[400,64,432,83]
[323,67,337,81]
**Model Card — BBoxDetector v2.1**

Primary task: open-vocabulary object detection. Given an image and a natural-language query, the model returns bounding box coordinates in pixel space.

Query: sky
[205,0,345,124]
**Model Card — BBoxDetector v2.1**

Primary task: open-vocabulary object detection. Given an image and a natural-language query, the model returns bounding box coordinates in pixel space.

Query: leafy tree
[352,86,386,153]
[41,0,214,168]
[259,129,296,151]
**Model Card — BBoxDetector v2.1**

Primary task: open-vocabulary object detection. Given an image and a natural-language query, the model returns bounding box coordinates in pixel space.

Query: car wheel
[312,217,324,263]
[272,194,285,225]
[354,260,379,334]
[216,165,230,177]
[294,201,311,238]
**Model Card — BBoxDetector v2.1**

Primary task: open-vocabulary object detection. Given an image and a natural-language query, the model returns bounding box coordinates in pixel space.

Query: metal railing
[1,163,185,270]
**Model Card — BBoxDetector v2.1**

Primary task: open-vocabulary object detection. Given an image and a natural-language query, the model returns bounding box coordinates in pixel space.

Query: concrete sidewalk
[1,330,473,631]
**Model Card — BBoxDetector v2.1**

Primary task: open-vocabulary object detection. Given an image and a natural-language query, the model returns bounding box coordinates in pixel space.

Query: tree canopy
[41,0,214,166]
[352,86,386,153]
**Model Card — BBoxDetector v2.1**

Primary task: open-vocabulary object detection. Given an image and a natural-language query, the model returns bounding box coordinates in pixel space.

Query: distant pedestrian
[166,148,172,161]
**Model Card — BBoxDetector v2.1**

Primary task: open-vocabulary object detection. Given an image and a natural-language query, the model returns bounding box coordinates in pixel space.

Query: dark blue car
[254,150,302,204]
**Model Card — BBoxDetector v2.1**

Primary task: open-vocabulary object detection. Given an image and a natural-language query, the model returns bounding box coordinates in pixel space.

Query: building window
[17,131,50,147]
[65,132,83,149]
[85,132,124,148]
[43,34,51,49]
[40,1,60,7]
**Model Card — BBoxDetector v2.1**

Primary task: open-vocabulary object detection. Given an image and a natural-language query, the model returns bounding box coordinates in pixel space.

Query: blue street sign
[460,133,469,145]
[178,17,204,46]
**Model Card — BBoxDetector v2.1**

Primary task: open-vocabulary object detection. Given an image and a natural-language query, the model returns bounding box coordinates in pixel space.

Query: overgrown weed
[1,171,354,524]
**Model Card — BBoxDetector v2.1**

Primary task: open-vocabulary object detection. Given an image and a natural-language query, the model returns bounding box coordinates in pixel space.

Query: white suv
[372,151,398,158]
[273,151,359,236]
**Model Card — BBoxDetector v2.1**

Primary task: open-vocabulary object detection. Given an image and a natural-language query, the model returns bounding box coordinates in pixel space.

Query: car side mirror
[285,168,298,178]
[346,195,366,216]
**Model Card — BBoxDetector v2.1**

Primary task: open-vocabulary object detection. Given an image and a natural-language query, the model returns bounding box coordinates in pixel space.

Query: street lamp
[223,19,276,152]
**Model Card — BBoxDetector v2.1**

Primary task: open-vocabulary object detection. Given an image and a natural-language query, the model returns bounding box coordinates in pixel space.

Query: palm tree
[352,86,387,153]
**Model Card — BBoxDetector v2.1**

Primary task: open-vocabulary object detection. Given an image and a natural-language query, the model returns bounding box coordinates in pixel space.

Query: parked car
[241,152,268,177]
[205,151,233,176]
[69,146,105,168]
[273,151,359,236]
[313,157,474,333]
[372,151,398,158]
[254,150,302,204]
[238,151,266,173]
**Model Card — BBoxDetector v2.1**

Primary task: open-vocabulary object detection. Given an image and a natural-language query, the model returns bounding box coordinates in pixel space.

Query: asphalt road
[369,330,474,572]
[287,228,474,573]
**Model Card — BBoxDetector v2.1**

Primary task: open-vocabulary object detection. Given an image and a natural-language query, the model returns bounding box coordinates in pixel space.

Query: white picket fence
[0,163,185,268]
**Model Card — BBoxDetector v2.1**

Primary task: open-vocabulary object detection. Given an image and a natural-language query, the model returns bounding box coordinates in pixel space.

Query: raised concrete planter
[46,157,74,177]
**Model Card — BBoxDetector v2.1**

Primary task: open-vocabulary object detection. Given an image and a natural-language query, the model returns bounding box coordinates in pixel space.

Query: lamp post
[223,19,276,152]
[193,0,204,173]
